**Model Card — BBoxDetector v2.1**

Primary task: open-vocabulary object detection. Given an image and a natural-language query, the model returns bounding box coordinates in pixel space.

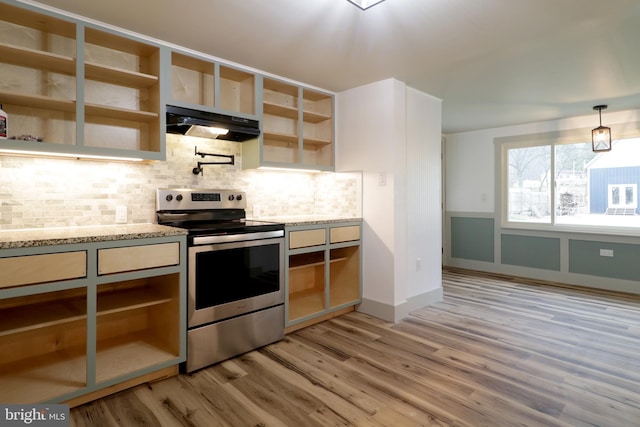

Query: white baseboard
[358,287,443,323]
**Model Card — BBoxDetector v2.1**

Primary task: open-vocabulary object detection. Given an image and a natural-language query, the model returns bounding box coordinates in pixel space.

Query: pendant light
[592,105,611,152]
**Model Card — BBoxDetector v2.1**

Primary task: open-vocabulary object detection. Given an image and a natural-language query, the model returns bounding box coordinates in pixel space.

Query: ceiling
[27,0,640,133]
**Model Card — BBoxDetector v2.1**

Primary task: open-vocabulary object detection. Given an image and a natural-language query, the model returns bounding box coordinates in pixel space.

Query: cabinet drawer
[98,242,180,275]
[289,229,326,249]
[0,251,87,289]
[330,225,361,244]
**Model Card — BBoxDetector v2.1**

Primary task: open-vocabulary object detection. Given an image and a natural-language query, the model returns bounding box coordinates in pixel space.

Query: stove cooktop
[162,219,284,236]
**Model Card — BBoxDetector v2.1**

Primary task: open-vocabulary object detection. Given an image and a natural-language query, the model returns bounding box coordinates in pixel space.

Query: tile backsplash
[0,135,362,230]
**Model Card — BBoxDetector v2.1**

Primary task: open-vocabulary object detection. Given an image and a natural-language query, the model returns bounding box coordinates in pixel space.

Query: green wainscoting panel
[569,240,640,280]
[450,217,494,262]
[501,234,560,271]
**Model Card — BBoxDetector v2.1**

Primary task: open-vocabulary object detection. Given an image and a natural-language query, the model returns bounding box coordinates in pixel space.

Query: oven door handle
[192,230,284,245]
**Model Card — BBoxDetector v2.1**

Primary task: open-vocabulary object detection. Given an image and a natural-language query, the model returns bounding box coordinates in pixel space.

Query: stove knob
[228,195,235,201]
[176,194,183,202]
[165,194,173,202]
[236,194,243,201]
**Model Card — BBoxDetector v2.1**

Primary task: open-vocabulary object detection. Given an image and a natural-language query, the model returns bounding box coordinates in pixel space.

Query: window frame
[496,123,640,236]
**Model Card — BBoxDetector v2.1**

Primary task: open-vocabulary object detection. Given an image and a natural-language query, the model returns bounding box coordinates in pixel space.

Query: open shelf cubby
[95,274,180,383]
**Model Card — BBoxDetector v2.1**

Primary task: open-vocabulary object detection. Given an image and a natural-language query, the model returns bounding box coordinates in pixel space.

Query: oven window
[194,243,280,309]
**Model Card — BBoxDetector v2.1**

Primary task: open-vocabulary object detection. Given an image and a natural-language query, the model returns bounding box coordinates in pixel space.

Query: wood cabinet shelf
[303,109,331,123]
[97,287,172,317]
[303,136,332,148]
[85,62,158,88]
[85,103,158,122]
[289,256,347,271]
[288,288,325,320]
[263,131,299,145]
[0,42,75,75]
[264,101,298,119]
[0,90,76,112]
[96,333,177,383]
[0,346,86,404]
[0,298,85,337]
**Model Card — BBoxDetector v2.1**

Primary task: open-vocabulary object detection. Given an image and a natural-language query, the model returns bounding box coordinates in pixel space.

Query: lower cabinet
[286,222,361,332]
[0,236,186,406]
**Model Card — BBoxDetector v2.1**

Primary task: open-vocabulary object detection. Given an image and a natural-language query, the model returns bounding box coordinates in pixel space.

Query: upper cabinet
[82,27,161,154]
[244,77,334,171]
[0,2,77,147]
[0,1,164,161]
[0,0,334,168]
[170,51,256,116]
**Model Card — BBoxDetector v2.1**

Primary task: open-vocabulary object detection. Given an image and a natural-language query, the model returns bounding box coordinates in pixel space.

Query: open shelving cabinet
[243,76,335,170]
[0,0,164,161]
[169,51,256,116]
[0,287,87,404]
[285,222,361,332]
[0,236,186,406]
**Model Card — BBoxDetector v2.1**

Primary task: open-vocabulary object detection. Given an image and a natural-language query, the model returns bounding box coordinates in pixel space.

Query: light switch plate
[115,205,127,223]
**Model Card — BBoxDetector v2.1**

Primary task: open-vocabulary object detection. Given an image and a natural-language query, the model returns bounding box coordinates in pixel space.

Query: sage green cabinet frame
[0,235,186,405]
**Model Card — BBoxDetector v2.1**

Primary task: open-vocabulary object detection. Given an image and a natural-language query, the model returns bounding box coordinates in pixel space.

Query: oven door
[188,235,284,328]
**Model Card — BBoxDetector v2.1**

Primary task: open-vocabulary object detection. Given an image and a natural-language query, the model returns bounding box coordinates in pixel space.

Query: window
[502,137,640,229]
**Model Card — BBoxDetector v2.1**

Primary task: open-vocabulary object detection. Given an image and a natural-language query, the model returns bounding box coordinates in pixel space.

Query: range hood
[166,105,260,142]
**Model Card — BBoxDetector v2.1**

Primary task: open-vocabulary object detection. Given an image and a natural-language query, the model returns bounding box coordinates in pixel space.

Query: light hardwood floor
[70,268,640,426]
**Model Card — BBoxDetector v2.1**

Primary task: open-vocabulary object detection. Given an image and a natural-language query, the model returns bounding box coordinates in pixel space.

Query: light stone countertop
[0,224,187,250]
[253,215,362,227]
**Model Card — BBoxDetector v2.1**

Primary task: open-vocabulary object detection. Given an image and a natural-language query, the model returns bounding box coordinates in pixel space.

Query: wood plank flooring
[70,268,640,426]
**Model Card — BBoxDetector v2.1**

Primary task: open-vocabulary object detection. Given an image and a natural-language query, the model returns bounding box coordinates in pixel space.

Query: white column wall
[336,78,443,322]
[405,87,442,300]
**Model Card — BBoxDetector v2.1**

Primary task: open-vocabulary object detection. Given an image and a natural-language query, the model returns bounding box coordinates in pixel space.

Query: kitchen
[0,0,443,418]
[3,0,640,425]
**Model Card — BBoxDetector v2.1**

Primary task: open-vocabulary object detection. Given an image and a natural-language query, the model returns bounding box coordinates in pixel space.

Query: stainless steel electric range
[156,188,285,372]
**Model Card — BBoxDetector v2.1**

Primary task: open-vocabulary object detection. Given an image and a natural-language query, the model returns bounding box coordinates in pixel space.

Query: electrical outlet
[115,205,127,223]
[378,172,387,186]
[600,249,614,257]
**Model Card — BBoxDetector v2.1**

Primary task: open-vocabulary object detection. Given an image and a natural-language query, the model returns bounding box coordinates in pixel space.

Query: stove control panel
[157,188,246,211]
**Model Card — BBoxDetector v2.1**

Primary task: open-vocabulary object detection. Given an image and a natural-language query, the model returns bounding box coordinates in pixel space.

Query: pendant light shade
[592,105,611,152]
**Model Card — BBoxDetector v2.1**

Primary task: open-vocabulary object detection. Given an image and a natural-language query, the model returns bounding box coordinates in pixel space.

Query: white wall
[337,78,443,322]
[337,79,398,306]
[405,87,442,299]
[445,108,640,213]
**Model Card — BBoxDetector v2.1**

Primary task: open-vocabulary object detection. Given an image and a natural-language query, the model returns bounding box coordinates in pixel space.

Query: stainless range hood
[166,105,260,142]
